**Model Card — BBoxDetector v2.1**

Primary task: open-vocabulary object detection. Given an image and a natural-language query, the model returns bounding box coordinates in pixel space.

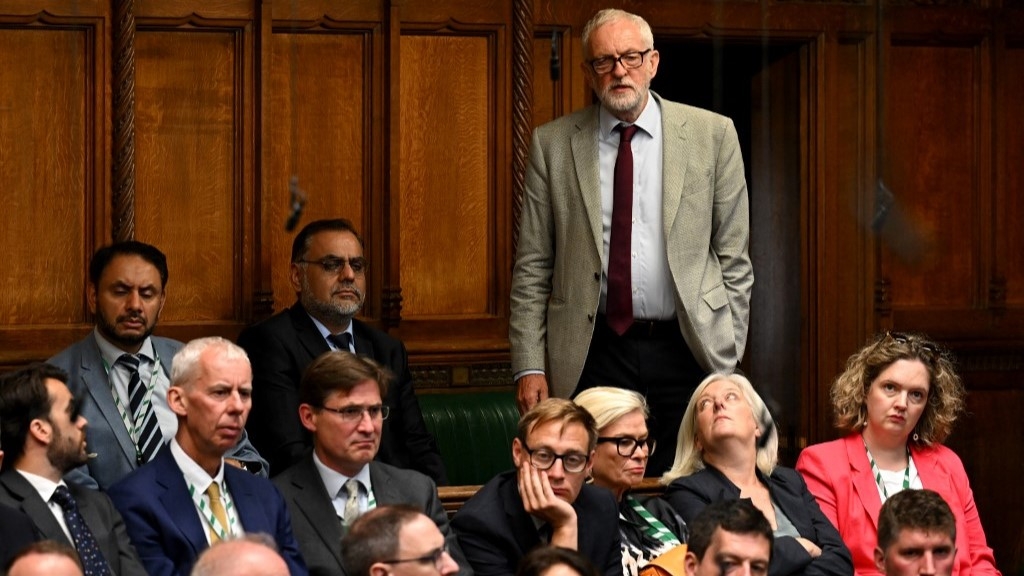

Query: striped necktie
[117,354,163,464]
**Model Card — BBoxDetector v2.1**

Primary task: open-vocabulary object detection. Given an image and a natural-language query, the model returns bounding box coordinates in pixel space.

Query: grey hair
[170,336,250,388]
[581,9,654,58]
[661,373,779,484]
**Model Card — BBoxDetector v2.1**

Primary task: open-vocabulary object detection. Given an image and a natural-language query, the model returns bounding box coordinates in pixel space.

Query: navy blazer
[239,302,446,483]
[451,470,621,576]
[49,333,267,489]
[664,465,851,576]
[0,470,145,576]
[273,455,470,576]
[107,445,307,576]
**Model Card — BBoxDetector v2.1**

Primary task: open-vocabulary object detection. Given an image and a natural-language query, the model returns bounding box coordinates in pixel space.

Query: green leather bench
[417,390,519,486]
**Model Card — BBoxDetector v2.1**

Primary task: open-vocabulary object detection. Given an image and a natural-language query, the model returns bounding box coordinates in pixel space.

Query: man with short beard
[0,363,145,576]
[510,8,754,475]
[49,241,267,490]
[239,218,445,482]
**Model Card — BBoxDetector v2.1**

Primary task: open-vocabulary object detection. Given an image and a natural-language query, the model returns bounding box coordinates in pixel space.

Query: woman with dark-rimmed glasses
[796,332,999,576]
[574,387,687,576]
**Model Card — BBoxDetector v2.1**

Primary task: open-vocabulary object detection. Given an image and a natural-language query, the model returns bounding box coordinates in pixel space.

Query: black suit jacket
[239,302,446,483]
[0,469,146,576]
[451,470,621,576]
[663,465,852,576]
[0,502,39,567]
[273,455,469,576]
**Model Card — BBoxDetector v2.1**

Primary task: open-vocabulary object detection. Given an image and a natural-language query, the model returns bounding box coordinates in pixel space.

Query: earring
[912,431,920,442]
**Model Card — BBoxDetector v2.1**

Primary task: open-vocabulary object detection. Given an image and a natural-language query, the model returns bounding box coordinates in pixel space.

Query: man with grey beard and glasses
[239,218,445,483]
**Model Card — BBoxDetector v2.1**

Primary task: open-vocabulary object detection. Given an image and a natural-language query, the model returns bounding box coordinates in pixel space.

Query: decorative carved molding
[874,278,891,316]
[111,0,136,242]
[988,277,1006,312]
[957,351,1024,373]
[511,0,533,257]
[381,286,403,328]
[411,362,513,389]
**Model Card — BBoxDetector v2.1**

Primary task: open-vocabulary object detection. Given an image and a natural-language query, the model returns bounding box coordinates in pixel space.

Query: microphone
[87,453,98,459]
[550,30,560,81]
[285,176,307,232]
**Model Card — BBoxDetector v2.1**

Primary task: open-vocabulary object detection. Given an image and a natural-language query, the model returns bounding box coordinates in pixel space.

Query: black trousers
[573,315,706,477]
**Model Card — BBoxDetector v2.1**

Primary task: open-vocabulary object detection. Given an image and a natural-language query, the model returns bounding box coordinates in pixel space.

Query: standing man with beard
[510,8,754,474]
[49,241,266,490]
[239,219,445,482]
[0,363,145,576]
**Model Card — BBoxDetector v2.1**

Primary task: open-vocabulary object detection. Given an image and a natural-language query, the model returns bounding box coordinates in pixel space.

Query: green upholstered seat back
[417,390,519,486]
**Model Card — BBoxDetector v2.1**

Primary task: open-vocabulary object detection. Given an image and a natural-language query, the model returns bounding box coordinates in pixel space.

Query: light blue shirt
[598,97,676,321]
[308,314,355,353]
[312,452,373,519]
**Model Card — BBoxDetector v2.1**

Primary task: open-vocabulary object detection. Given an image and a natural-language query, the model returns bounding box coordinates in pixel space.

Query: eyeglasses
[318,403,389,422]
[597,436,656,457]
[880,331,940,363]
[297,256,367,275]
[381,543,450,572]
[521,441,589,473]
[588,49,652,74]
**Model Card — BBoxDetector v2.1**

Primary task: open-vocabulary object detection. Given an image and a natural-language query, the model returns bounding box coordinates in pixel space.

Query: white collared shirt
[307,314,356,353]
[93,330,176,440]
[597,96,676,320]
[16,469,73,542]
[169,439,242,542]
[312,451,373,519]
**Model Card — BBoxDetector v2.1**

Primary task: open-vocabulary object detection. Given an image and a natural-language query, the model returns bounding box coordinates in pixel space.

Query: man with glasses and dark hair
[452,398,620,576]
[0,363,145,576]
[342,505,460,576]
[272,351,467,576]
[239,218,444,483]
[510,7,753,476]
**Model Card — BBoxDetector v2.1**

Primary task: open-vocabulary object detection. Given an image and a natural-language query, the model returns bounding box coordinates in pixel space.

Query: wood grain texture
[882,42,978,308]
[267,31,369,312]
[133,29,239,321]
[1000,46,1024,307]
[0,28,88,325]
[398,34,490,317]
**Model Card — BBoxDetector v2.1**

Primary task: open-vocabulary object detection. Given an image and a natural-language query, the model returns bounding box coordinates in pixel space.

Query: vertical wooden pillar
[510,0,533,256]
[111,0,137,242]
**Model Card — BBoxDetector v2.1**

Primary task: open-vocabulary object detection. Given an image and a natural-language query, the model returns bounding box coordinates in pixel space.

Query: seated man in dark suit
[451,399,620,576]
[0,500,38,569]
[107,337,306,576]
[273,351,468,576]
[238,218,445,482]
[341,505,461,576]
[49,241,266,490]
[0,363,145,576]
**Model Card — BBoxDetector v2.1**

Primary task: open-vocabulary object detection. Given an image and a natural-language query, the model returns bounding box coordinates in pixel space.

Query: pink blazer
[796,434,999,576]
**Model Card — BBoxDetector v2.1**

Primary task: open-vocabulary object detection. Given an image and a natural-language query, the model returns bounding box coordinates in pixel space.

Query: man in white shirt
[106,337,307,576]
[272,351,467,576]
[0,363,144,576]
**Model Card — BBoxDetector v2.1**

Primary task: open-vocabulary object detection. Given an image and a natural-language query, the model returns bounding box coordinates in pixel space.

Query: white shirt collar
[598,91,661,139]
[312,451,372,498]
[93,328,157,369]
[15,469,67,503]
[169,438,225,493]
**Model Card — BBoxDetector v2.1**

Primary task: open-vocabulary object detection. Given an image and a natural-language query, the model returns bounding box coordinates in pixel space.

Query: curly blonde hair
[660,373,779,484]
[831,332,964,445]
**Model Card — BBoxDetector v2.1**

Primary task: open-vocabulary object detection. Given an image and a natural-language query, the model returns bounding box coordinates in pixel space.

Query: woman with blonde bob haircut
[661,374,851,576]
[796,332,998,576]
[575,387,687,576]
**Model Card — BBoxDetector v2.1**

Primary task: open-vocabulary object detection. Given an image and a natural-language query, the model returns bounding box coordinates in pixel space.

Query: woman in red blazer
[796,332,999,576]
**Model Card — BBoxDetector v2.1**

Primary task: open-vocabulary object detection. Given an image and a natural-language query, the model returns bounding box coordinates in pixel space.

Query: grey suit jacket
[510,93,754,397]
[273,456,470,576]
[49,333,268,490]
[0,469,146,576]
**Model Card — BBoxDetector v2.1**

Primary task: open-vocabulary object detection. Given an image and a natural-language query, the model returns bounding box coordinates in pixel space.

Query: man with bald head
[108,337,306,576]
[190,535,289,576]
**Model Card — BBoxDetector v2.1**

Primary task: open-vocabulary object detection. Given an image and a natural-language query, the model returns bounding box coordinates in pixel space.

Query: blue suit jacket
[49,333,267,489]
[107,445,307,576]
[451,470,621,576]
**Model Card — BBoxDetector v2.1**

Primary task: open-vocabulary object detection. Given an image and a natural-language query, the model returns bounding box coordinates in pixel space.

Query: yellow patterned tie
[205,482,230,542]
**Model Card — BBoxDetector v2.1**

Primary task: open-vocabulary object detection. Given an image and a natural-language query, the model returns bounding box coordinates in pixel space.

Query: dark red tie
[607,124,638,335]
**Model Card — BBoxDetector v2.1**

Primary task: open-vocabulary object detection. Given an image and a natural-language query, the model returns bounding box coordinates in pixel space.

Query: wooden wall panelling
[0,6,107,366]
[997,40,1024,311]
[131,4,255,343]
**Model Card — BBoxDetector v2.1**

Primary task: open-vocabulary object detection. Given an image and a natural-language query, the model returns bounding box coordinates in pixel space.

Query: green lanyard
[188,481,236,541]
[625,495,680,547]
[864,442,911,502]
